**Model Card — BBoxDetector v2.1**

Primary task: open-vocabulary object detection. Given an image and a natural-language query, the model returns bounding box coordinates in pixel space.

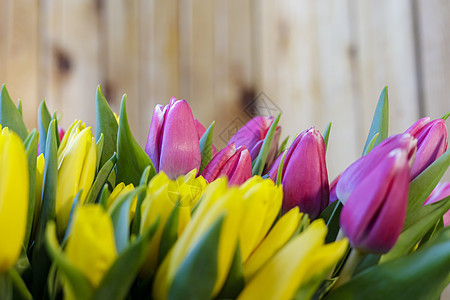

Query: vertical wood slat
[1,0,39,128]
[41,0,101,131]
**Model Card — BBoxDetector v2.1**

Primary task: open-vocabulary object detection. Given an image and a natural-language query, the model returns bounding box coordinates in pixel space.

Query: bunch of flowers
[0,84,449,300]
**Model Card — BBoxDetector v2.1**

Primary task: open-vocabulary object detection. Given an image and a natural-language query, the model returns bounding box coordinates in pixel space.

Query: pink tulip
[194,119,217,157]
[58,127,65,142]
[229,116,281,169]
[145,97,201,179]
[277,127,329,219]
[423,182,450,227]
[201,143,252,185]
[405,117,448,179]
[336,133,417,204]
[340,148,411,254]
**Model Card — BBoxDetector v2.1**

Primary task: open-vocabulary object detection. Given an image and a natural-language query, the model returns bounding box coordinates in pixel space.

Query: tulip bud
[336,133,417,204]
[423,182,450,227]
[0,128,29,272]
[277,127,329,219]
[145,97,201,179]
[56,120,97,237]
[58,126,65,142]
[405,117,448,179]
[201,143,252,185]
[229,116,281,168]
[194,119,217,156]
[340,149,411,253]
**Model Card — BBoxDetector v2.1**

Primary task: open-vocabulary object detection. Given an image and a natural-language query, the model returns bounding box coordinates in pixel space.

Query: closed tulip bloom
[194,119,217,156]
[0,128,29,272]
[340,149,411,254]
[145,97,201,179]
[405,117,448,179]
[229,116,281,168]
[64,205,117,296]
[423,182,450,227]
[201,143,252,185]
[56,120,97,237]
[278,127,329,219]
[336,133,417,204]
[107,182,136,221]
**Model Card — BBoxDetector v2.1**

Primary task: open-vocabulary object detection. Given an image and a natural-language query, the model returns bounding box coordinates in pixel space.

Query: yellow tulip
[139,170,207,278]
[153,178,243,300]
[32,153,45,237]
[64,205,117,296]
[238,219,348,300]
[56,120,97,237]
[107,182,136,220]
[243,207,302,280]
[0,128,29,272]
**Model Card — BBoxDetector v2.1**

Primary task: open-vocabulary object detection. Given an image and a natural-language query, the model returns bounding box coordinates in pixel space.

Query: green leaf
[362,86,389,155]
[158,203,180,264]
[23,129,39,249]
[45,221,94,299]
[0,272,12,300]
[0,84,28,140]
[294,268,333,300]
[407,149,450,214]
[85,153,117,204]
[17,99,23,116]
[442,111,450,121]
[131,166,153,235]
[62,190,83,244]
[362,132,379,156]
[96,85,118,168]
[96,133,104,172]
[116,95,156,186]
[319,200,343,243]
[382,196,450,262]
[323,122,332,153]
[99,184,112,210]
[108,186,146,253]
[325,227,450,300]
[168,215,224,300]
[9,267,32,300]
[276,150,287,186]
[32,119,58,299]
[252,113,281,176]
[92,216,160,300]
[38,99,52,155]
[199,121,215,173]
[277,135,289,156]
[217,243,245,299]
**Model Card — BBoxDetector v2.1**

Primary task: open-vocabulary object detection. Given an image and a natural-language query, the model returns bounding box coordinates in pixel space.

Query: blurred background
[0,0,449,180]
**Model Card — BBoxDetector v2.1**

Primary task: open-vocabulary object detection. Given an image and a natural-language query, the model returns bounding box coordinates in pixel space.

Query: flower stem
[331,248,365,292]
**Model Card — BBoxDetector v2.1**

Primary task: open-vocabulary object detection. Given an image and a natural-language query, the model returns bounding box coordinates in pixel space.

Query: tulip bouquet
[0,83,449,300]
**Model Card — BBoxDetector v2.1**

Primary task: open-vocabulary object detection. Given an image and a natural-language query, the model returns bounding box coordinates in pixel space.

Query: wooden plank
[41,0,101,131]
[0,0,12,84]
[351,0,419,139]
[103,0,140,137]
[2,0,40,129]
[138,0,179,145]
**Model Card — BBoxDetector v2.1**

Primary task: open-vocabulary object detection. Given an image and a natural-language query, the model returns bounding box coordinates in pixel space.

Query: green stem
[331,248,366,292]
[0,272,12,300]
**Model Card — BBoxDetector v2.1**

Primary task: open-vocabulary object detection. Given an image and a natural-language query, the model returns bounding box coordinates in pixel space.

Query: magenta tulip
[229,116,281,169]
[145,97,201,179]
[405,117,448,179]
[276,127,329,219]
[201,143,252,185]
[423,182,450,227]
[340,148,411,253]
[336,133,417,204]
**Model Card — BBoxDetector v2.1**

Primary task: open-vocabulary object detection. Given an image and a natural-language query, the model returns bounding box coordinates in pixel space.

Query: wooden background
[0,0,449,180]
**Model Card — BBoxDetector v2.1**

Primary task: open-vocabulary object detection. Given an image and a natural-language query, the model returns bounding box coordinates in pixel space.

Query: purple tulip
[340,148,411,254]
[336,133,417,204]
[276,127,329,219]
[423,182,450,227]
[229,116,281,169]
[145,97,201,179]
[201,143,252,185]
[328,174,341,205]
[405,117,448,179]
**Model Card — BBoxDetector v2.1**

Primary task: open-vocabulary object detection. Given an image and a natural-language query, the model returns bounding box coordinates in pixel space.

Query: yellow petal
[238,219,327,300]
[0,130,29,272]
[243,207,301,280]
[65,205,117,287]
[32,153,45,236]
